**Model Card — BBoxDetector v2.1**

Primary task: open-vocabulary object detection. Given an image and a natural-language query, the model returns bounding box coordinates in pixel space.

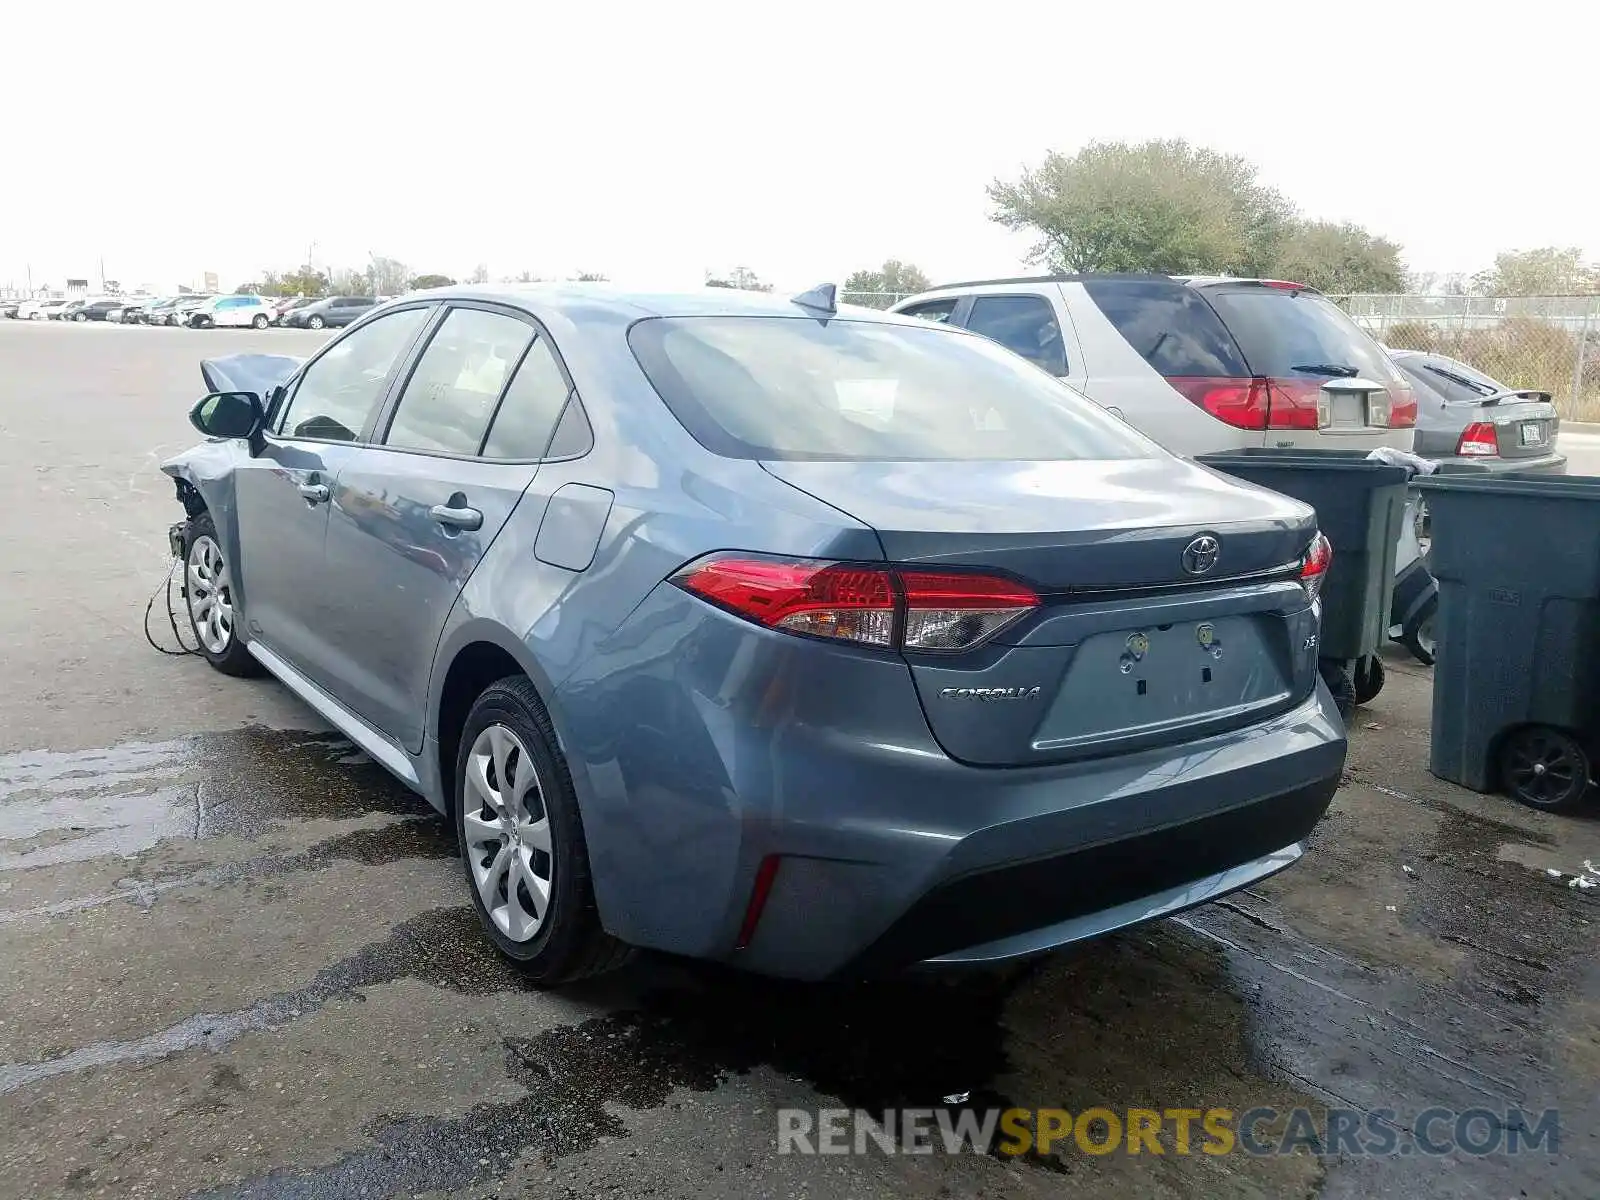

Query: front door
[233,304,434,675]
[320,303,577,749]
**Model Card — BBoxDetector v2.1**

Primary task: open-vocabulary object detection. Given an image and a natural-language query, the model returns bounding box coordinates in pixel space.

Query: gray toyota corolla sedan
[163,283,1347,984]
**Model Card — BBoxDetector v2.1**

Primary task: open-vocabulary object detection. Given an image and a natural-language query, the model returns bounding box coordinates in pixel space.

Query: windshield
[1395,355,1504,403]
[1200,286,1406,386]
[628,316,1155,462]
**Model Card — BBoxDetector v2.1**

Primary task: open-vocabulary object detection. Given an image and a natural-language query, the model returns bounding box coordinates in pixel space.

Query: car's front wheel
[455,677,630,985]
[182,513,263,677]
[307,314,325,329]
[73,312,87,322]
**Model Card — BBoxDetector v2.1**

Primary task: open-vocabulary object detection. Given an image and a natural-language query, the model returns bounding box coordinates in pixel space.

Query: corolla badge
[939,686,1043,701]
[1182,534,1221,576]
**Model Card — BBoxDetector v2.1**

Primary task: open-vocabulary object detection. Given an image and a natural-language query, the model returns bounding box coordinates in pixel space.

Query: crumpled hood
[199,353,303,396]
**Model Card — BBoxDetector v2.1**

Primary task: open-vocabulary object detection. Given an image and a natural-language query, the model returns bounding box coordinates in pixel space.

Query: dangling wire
[144,556,202,657]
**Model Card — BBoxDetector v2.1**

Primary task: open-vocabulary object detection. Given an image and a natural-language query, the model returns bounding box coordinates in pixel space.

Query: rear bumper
[558,585,1347,980]
[1431,452,1567,475]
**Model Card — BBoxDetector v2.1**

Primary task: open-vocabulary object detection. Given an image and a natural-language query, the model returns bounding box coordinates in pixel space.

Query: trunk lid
[761,457,1322,766]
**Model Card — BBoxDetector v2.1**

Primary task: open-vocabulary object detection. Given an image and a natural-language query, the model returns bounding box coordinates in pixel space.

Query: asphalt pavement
[2,319,1599,1199]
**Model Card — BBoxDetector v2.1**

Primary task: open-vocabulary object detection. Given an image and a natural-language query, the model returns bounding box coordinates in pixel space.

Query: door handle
[297,483,330,504]
[430,503,483,531]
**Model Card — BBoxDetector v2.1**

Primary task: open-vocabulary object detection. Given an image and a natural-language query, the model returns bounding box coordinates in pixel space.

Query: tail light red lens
[1457,420,1499,457]
[671,555,1039,652]
[1300,532,1333,604]
[1263,378,1329,430]
[1385,384,1417,429]
[1165,377,1269,430]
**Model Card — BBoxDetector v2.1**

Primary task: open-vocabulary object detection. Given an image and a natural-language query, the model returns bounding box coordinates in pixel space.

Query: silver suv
[892,275,1418,457]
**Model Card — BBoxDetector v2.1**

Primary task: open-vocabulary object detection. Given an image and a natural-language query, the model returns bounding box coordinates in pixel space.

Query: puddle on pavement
[0,728,426,872]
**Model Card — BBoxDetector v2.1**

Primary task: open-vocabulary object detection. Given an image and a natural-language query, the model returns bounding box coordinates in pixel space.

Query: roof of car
[908,273,1305,295]
[395,282,916,323]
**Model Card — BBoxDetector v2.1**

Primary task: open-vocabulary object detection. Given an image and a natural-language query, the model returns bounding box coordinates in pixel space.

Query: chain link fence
[1332,294,1600,423]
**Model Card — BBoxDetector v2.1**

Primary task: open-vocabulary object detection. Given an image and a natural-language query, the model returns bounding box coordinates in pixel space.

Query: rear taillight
[1457,420,1499,457]
[1166,377,1269,430]
[1168,376,1338,431]
[1385,384,1417,429]
[1300,532,1333,604]
[671,555,1039,652]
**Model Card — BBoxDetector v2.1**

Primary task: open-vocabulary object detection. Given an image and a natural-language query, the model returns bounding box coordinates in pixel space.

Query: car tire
[250,313,268,329]
[181,512,264,678]
[1498,726,1593,814]
[307,314,325,330]
[1352,655,1385,706]
[454,676,632,986]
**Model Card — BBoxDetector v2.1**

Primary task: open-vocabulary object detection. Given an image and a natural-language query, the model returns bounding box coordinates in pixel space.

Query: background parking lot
[3,320,1600,1199]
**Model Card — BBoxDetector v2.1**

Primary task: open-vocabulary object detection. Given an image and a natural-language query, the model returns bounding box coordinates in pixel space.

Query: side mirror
[189,391,265,440]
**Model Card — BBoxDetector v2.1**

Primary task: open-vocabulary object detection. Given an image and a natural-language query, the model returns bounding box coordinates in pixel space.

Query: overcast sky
[4,1,1594,294]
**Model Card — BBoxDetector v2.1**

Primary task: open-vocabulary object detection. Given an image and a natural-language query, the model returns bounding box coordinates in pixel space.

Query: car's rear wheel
[251,313,268,329]
[182,513,263,677]
[1499,726,1592,814]
[73,312,87,322]
[307,314,325,329]
[454,677,631,985]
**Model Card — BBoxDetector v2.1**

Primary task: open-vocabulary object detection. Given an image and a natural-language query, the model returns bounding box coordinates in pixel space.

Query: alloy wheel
[186,535,235,654]
[462,724,554,942]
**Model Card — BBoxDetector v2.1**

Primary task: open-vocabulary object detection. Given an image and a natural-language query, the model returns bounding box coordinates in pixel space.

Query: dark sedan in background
[1386,348,1566,473]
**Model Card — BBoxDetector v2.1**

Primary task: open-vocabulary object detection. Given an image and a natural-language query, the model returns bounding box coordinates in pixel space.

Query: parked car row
[0,293,390,329]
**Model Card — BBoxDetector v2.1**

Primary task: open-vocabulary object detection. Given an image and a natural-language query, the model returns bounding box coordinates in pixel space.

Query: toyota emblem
[1182,534,1221,576]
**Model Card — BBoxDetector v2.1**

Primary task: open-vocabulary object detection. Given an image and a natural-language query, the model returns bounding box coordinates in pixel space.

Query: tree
[987,139,1295,276]
[409,273,455,289]
[330,267,373,297]
[705,266,772,291]
[570,271,608,281]
[1269,221,1405,294]
[1471,246,1600,296]
[468,263,490,285]
[1405,270,1469,295]
[842,260,931,307]
[367,256,410,297]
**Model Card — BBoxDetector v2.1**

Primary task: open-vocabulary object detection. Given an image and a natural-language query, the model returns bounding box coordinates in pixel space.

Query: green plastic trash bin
[1412,471,1600,812]
[1196,449,1410,710]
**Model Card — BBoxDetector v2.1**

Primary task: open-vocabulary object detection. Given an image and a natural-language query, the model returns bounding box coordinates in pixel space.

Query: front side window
[964,295,1068,375]
[629,316,1153,462]
[277,306,431,442]
[897,298,959,324]
[383,308,533,455]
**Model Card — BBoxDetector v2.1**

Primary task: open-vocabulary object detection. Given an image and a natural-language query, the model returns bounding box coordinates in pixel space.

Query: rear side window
[1199,286,1407,386]
[628,316,1151,462]
[1082,279,1249,377]
[897,298,959,324]
[482,337,572,459]
[964,294,1068,375]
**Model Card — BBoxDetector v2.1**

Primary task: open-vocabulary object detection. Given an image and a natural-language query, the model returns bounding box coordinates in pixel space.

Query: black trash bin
[1412,471,1600,812]
[1196,449,1410,710]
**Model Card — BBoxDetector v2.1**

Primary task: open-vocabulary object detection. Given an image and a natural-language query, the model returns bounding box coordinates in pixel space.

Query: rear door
[1194,281,1417,451]
[319,302,575,749]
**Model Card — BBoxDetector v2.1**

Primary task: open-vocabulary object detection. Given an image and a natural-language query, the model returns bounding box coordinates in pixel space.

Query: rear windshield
[628,316,1154,462]
[1394,355,1503,404]
[1199,286,1406,385]
[1082,279,1249,376]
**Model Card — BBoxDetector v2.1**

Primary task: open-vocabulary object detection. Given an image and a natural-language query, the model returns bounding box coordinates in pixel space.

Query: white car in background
[36,298,80,321]
[891,274,1418,456]
[185,294,277,329]
[14,299,57,321]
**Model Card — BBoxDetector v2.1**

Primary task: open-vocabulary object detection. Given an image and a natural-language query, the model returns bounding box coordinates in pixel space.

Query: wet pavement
[3,322,1600,1198]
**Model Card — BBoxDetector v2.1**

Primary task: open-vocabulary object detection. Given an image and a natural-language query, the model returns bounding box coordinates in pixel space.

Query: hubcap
[462,724,553,942]
[186,535,235,655]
